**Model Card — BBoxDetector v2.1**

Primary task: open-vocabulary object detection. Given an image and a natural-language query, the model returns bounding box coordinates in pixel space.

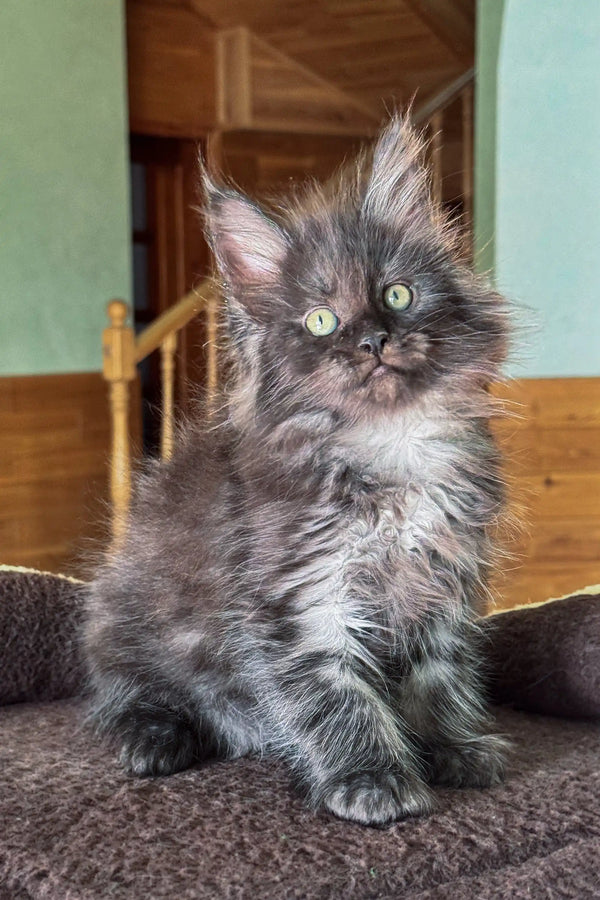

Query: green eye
[383,283,413,311]
[303,307,339,336]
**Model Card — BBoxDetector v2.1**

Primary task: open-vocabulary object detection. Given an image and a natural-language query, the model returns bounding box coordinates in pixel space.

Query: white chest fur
[269,408,484,661]
[336,410,468,554]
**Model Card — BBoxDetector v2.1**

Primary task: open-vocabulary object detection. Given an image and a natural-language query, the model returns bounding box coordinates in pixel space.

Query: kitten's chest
[349,486,433,558]
[337,418,465,556]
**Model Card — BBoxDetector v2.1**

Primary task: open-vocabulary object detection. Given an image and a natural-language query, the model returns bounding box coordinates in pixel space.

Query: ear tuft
[362,114,431,226]
[201,165,288,288]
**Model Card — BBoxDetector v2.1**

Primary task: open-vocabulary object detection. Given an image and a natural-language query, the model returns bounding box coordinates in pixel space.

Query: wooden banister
[412,67,474,126]
[135,288,207,363]
[412,69,475,255]
[102,300,136,543]
[102,279,220,540]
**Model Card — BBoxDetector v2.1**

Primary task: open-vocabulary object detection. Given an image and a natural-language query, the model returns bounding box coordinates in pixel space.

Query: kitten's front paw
[119,717,198,777]
[427,734,509,789]
[321,771,435,827]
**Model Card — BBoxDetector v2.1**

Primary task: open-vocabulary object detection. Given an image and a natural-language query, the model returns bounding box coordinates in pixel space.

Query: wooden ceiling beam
[140,0,471,118]
[402,0,475,64]
[217,27,379,136]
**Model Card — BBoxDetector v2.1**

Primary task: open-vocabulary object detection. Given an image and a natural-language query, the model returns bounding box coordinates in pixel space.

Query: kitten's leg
[265,653,434,826]
[89,675,219,777]
[403,617,507,789]
[117,704,210,777]
[89,669,263,777]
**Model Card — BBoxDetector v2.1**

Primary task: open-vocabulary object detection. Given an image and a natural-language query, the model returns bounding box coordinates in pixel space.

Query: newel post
[102,300,136,544]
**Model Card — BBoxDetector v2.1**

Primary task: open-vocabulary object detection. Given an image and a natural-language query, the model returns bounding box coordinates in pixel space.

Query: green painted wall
[0,0,131,376]
[474,0,504,276]
[475,0,600,377]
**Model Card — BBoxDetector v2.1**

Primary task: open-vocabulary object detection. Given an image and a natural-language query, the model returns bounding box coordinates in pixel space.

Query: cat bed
[1,566,600,899]
[485,586,600,719]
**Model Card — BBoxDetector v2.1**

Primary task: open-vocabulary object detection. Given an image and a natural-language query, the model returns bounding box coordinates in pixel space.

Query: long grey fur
[84,115,510,826]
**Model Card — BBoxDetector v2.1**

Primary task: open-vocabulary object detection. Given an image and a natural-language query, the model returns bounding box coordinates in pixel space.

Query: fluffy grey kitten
[85,116,509,827]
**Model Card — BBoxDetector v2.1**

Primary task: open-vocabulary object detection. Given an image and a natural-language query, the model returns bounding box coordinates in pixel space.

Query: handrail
[412,67,474,125]
[135,281,217,363]
[411,68,474,244]
[102,277,220,543]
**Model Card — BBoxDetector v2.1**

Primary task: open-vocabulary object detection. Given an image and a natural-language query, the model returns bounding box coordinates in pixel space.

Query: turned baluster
[102,300,136,544]
[429,109,444,207]
[205,290,219,412]
[160,331,177,460]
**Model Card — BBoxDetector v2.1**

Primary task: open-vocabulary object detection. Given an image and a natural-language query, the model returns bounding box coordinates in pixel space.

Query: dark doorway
[129,135,211,452]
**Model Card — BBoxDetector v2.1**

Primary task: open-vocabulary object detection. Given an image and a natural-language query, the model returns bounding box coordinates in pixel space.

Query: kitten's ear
[202,168,288,290]
[362,114,431,226]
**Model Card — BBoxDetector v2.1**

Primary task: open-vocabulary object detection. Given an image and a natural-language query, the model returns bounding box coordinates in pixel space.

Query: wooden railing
[102,278,219,542]
[414,67,475,236]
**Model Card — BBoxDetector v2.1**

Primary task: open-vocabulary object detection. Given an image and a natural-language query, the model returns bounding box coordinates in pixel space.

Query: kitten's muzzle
[359,359,400,385]
[358,332,388,356]
[369,364,395,379]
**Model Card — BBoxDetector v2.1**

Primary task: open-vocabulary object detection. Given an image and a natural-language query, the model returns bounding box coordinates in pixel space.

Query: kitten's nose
[358,332,388,356]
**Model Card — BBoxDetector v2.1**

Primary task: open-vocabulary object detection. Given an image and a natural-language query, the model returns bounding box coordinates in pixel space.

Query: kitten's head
[203,116,508,426]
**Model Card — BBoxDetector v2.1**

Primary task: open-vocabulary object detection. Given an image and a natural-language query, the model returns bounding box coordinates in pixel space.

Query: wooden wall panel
[2,371,597,605]
[492,377,600,609]
[219,130,368,197]
[0,373,138,577]
[127,0,217,138]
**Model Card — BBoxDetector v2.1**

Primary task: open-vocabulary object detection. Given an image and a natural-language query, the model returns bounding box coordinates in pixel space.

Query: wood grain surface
[2,373,597,608]
[0,373,140,577]
[492,378,600,608]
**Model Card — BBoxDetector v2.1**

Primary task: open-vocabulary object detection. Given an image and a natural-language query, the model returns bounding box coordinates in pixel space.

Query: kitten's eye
[303,307,339,336]
[383,283,413,311]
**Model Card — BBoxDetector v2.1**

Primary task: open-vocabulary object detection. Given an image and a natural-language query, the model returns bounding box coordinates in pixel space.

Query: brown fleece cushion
[1,568,600,897]
[2,698,600,900]
[0,565,599,718]
[484,587,600,719]
[0,565,85,705]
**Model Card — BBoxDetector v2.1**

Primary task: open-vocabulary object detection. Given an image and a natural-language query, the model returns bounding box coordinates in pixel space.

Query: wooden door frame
[129,134,211,444]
